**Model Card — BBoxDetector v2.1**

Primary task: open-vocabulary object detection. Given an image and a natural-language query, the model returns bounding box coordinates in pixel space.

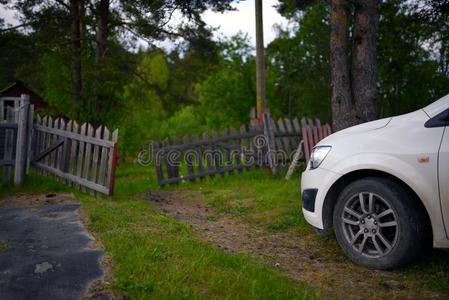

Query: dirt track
[145,190,448,300]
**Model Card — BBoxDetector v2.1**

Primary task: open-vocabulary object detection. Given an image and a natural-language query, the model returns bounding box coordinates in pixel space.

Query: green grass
[0,241,9,251]
[1,163,449,297]
[173,168,313,235]
[79,196,315,299]
[0,165,316,299]
[398,250,449,293]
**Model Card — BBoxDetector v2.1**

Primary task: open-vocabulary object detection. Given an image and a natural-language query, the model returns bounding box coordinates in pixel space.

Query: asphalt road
[0,200,104,300]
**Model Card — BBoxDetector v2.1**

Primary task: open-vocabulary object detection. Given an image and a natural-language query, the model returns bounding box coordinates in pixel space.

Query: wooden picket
[0,94,120,195]
[32,117,119,196]
[152,125,260,185]
[302,120,332,163]
[153,116,331,185]
[1,107,17,185]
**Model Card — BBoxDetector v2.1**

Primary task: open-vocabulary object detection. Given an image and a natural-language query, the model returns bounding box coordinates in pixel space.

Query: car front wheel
[333,177,428,269]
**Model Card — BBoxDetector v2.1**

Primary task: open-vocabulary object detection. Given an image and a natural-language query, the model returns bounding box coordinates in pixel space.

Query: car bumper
[301,167,340,229]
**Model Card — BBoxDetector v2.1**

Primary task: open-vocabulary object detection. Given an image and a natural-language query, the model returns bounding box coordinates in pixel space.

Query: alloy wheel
[341,192,399,258]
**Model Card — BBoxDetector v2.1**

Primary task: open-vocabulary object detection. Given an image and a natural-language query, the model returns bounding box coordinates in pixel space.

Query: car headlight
[309,146,332,170]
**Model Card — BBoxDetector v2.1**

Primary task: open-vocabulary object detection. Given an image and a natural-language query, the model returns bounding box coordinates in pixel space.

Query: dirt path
[144,190,447,300]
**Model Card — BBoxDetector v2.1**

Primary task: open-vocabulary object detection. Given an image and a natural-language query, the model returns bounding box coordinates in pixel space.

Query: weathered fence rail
[0,93,120,196]
[32,116,119,196]
[152,116,331,185]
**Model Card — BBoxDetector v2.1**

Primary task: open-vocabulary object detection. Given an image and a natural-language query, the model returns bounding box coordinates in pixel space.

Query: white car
[301,94,449,269]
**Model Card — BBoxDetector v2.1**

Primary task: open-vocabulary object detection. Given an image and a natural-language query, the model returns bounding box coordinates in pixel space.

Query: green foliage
[377,0,449,117]
[119,53,168,155]
[40,53,76,118]
[118,34,258,156]
[268,0,449,121]
[1,0,449,159]
[197,34,257,129]
[267,3,331,121]
[157,106,206,139]
[0,28,38,88]
[3,164,449,297]
[0,241,10,251]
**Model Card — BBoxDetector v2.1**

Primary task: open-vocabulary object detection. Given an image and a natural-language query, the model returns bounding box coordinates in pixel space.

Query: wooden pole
[255,0,266,123]
[26,104,34,174]
[2,108,15,185]
[263,111,278,174]
[14,94,30,186]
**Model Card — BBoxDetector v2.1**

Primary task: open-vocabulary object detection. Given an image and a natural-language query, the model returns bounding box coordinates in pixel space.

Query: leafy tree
[196,34,256,129]
[409,0,449,75]
[267,3,330,121]
[119,52,168,154]
[0,22,38,88]
[377,0,449,116]
[0,0,236,121]
[276,0,449,125]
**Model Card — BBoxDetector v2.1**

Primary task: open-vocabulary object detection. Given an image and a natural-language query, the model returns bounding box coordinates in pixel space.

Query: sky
[202,0,289,46]
[0,0,289,48]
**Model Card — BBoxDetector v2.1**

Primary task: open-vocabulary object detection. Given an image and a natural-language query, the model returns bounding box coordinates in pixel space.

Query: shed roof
[0,80,48,108]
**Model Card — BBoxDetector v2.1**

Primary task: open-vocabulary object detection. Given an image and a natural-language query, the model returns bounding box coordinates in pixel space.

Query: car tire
[333,177,428,269]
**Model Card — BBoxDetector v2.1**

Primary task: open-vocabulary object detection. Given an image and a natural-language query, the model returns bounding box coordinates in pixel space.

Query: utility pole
[255,0,266,123]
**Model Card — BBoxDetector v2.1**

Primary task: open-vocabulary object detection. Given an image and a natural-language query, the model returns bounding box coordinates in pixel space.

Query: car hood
[423,93,449,117]
[319,109,428,146]
[328,117,392,137]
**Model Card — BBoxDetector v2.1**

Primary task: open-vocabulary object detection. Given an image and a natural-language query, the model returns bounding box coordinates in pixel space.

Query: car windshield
[423,94,449,117]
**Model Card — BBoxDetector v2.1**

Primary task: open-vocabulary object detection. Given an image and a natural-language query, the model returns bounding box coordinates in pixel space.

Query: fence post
[263,111,278,174]
[2,108,15,185]
[26,104,34,174]
[14,94,30,186]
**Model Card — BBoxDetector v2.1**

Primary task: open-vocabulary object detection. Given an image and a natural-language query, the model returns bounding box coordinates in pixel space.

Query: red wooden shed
[1,80,48,108]
[0,80,48,120]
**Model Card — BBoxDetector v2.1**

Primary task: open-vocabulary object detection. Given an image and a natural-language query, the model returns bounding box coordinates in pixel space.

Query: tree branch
[0,22,33,33]
[53,0,70,10]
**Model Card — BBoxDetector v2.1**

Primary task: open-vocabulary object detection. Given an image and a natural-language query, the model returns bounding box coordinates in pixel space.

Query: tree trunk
[330,0,356,131]
[69,0,82,105]
[352,0,380,123]
[255,0,266,122]
[95,0,109,63]
[79,0,86,44]
[94,0,109,116]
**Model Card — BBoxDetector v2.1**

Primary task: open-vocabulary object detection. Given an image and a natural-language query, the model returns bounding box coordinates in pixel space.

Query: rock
[34,261,53,274]
[381,280,405,291]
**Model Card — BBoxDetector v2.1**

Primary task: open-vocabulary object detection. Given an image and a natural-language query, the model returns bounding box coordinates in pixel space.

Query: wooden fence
[1,96,33,185]
[152,116,331,185]
[1,109,18,185]
[33,116,119,196]
[0,94,120,196]
[301,118,332,162]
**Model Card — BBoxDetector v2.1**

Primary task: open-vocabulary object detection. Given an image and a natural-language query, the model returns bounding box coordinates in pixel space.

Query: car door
[440,124,449,237]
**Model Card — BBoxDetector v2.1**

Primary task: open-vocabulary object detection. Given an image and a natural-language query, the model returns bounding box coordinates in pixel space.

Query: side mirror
[425,109,449,128]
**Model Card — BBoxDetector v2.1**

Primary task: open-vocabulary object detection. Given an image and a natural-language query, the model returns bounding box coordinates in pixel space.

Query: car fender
[319,152,448,245]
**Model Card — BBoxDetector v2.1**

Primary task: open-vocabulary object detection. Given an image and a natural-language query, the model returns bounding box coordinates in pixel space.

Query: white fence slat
[91,126,102,184]
[14,95,30,185]
[98,127,110,186]
[106,129,118,196]
[83,124,94,193]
